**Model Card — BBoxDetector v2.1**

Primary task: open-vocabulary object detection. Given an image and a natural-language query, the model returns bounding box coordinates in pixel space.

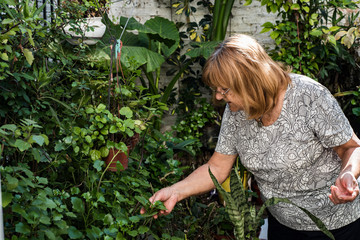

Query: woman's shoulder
[289,73,325,90]
[288,73,330,98]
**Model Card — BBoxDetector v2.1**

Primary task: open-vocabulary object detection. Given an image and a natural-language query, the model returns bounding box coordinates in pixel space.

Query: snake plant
[209,167,335,240]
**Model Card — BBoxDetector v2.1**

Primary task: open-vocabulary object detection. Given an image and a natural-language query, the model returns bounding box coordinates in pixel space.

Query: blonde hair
[202,34,291,120]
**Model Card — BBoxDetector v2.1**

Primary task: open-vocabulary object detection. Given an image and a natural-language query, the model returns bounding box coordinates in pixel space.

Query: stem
[97,149,122,191]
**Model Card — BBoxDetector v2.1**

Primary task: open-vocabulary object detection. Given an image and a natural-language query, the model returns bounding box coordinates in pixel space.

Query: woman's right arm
[140,151,237,218]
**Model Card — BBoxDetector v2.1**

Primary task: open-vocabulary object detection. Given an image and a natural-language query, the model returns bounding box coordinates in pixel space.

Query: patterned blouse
[215,73,360,230]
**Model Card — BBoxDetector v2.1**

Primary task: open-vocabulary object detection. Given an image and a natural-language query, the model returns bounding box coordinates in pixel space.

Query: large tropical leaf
[101,14,178,73]
[119,16,178,50]
[121,46,164,73]
[185,41,221,59]
[144,16,179,57]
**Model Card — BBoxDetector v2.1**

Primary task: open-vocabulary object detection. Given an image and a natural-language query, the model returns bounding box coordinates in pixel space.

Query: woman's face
[214,87,244,112]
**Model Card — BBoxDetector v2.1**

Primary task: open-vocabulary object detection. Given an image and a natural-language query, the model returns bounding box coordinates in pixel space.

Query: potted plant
[59,0,110,45]
[209,167,335,240]
[69,103,143,171]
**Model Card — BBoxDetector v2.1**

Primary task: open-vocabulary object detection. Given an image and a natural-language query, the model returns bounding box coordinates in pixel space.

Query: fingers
[140,187,178,219]
[341,172,357,193]
[329,184,359,204]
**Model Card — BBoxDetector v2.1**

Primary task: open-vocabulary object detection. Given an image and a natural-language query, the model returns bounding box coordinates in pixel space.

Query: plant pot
[129,133,140,150]
[104,147,129,172]
[64,17,106,45]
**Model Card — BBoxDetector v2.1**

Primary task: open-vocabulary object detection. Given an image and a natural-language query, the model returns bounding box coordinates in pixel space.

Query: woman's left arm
[329,133,360,204]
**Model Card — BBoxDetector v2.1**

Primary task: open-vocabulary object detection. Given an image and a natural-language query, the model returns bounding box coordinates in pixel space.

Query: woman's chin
[228,103,243,112]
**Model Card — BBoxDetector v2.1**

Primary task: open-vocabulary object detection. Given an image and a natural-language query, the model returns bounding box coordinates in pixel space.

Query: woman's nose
[215,92,224,101]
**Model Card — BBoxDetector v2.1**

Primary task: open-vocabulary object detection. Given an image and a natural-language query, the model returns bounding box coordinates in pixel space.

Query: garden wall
[108,0,278,45]
[108,0,278,130]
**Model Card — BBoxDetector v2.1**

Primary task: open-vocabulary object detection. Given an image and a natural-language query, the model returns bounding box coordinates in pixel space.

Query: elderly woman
[141,34,360,239]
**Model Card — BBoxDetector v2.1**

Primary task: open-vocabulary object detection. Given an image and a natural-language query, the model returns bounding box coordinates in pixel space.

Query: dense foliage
[1,0,359,239]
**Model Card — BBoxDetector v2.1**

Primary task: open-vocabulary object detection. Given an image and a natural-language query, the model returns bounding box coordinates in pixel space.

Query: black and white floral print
[215,73,360,231]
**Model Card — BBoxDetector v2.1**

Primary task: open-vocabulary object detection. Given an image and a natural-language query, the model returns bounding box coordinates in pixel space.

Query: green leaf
[31,148,41,162]
[55,142,65,151]
[119,107,133,118]
[23,48,34,65]
[208,168,244,239]
[109,125,118,134]
[39,215,51,225]
[90,150,101,161]
[290,3,300,10]
[27,28,35,47]
[96,103,106,111]
[1,52,8,61]
[138,225,149,234]
[41,134,49,145]
[270,30,280,39]
[2,18,14,24]
[6,175,19,190]
[14,139,31,151]
[135,195,149,206]
[128,230,138,237]
[100,147,109,158]
[68,226,84,239]
[119,16,157,35]
[85,135,92,143]
[121,46,165,73]
[73,127,81,135]
[129,215,142,223]
[2,192,13,207]
[30,135,45,146]
[353,107,360,116]
[44,198,57,209]
[71,197,85,213]
[85,107,94,114]
[310,29,323,37]
[1,124,17,132]
[93,160,104,171]
[270,4,278,13]
[329,26,341,32]
[144,16,180,57]
[44,229,56,240]
[186,41,221,59]
[16,222,31,234]
[37,177,48,185]
[104,214,114,225]
[327,35,336,46]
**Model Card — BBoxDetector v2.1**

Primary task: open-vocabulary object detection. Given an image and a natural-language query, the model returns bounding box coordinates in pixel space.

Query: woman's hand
[140,187,179,219]
[140,152,237,219]
[329,172,359,204]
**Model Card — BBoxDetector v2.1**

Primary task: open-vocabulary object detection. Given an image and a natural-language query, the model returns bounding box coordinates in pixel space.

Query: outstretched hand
[329,172,359,204]
[140,187,179,219]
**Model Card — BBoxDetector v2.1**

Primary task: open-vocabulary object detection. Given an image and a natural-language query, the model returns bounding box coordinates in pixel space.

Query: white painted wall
[108,0,278,130]
[108,0,278,45]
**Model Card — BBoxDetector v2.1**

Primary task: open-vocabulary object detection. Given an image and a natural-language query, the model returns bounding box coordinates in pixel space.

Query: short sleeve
[308,86,353,148]
[215,105,238,155]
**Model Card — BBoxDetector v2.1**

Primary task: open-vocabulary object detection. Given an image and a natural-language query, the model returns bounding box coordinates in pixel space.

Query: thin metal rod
[0,174,5,240]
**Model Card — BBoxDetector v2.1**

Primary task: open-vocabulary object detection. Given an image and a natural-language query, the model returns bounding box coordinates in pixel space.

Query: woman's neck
[259,88,287,127]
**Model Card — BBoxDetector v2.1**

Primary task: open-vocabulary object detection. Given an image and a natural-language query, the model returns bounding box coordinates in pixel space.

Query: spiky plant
[209,167,335,240]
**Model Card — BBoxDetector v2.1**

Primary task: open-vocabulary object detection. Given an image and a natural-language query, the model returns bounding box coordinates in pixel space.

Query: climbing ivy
[257,0,358,85]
